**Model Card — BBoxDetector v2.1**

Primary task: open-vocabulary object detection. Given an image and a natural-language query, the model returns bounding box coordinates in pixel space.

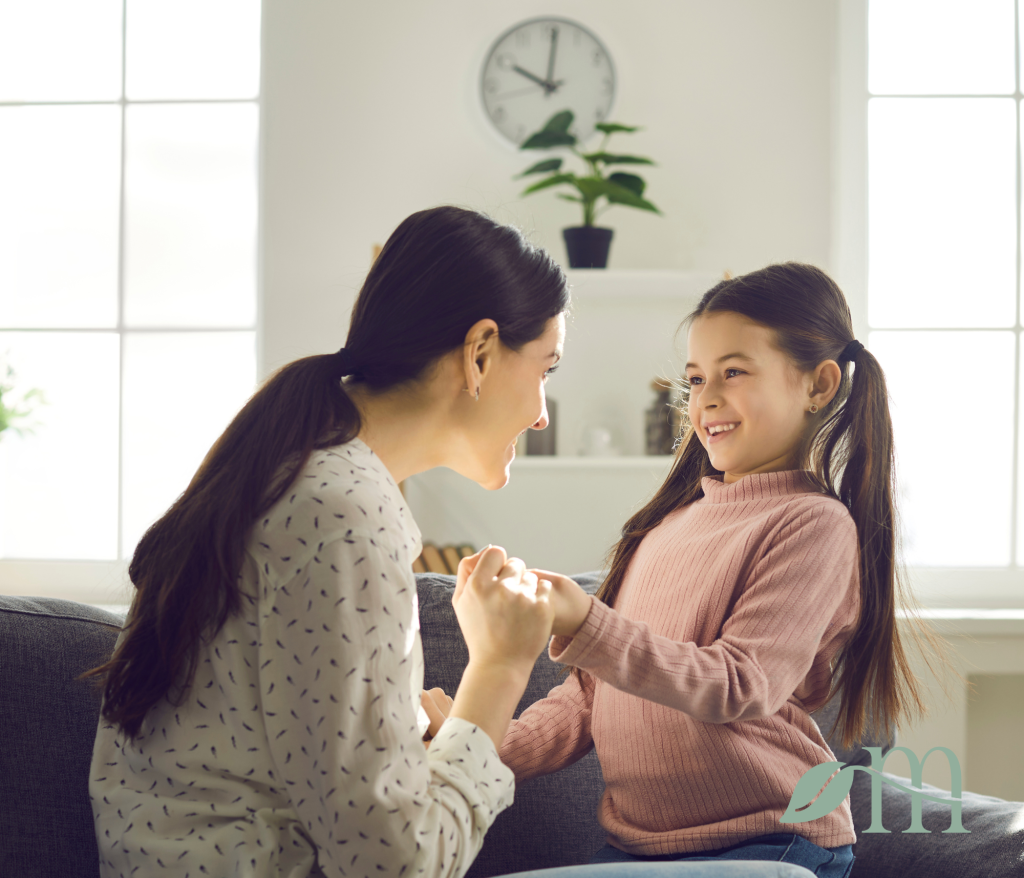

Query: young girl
[493,262,925,878]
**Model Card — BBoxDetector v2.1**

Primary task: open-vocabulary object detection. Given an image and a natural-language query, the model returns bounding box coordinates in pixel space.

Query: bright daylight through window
[0,1,260,591]
[866,0,1023,569]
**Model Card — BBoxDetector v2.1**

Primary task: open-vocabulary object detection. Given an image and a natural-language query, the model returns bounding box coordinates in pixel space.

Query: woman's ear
[810,359,843,409]
[462,319,500,397]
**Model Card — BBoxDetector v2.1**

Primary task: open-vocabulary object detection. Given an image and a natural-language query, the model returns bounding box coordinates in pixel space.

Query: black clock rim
[479,15,617,146]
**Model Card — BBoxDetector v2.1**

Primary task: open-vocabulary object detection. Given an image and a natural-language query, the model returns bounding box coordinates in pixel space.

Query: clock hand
[545,27,559,86]
[512,64,555,93]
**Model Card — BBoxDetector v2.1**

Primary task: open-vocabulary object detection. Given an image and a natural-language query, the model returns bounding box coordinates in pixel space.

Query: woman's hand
[528,569,592,638]
[452,546,554,675]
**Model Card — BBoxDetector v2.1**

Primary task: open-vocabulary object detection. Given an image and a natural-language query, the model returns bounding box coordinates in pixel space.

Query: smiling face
[460,312,565,490]
[685,311,816,484]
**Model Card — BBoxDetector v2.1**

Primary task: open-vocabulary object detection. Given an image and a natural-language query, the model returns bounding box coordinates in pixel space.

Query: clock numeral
[497,53,517,71]
[593,49,603,66]
[516,31,530,47]
[484,77,499,95]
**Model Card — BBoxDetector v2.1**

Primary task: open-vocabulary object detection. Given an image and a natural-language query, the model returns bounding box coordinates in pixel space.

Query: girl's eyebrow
[684,353,756,370]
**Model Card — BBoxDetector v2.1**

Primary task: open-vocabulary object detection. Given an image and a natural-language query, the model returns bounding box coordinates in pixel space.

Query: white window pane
[126,0,260,100]
[0,106,121,329]
[123,104,258,328]
[0,333,119,559]
[868,98,1016,329]
[122,332,256,555]
[0,0,122,101]
[871,330,1013,566]
[869,0,1014,95]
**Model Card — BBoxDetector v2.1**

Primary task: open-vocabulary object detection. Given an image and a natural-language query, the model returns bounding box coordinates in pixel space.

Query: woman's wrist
[449,658,537,750]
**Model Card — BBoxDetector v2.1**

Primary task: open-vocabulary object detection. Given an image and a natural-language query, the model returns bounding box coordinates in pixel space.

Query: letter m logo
[780,746,969,833]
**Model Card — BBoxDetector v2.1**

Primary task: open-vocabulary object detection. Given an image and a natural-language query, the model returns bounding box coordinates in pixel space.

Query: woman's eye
[544,365,559,378]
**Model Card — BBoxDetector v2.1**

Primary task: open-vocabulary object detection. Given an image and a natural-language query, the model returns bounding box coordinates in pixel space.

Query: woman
[84,205,568,878]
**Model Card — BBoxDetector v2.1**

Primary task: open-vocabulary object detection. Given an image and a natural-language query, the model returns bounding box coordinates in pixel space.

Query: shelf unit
[403,269,720,572]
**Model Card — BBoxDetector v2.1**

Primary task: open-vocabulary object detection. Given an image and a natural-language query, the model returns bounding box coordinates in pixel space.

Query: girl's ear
[809,359,843,408]
[461,318,500,395]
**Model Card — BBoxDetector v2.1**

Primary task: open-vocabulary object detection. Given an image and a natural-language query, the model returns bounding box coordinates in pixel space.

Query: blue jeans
[589,833,853,878]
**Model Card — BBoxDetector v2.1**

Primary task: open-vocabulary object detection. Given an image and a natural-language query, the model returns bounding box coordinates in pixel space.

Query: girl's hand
[421,687,454,748]
[528,569,592,638]
[452,546,554,675]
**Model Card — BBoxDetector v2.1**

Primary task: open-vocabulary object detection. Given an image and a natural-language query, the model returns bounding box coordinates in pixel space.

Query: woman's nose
[532,399,550,430]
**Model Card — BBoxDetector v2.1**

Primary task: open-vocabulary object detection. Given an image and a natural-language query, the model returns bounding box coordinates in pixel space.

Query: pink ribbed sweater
[500,469,861,856]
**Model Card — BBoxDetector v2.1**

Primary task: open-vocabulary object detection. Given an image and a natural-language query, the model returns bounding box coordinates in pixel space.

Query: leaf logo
[780,761,855,824]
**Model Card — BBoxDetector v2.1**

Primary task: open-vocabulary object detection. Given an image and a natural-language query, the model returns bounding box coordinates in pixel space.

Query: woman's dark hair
[82,205,569,741]
[579,261,939,748]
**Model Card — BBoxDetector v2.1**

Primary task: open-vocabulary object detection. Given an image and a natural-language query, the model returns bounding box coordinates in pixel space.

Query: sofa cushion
[0,596,123,878]
[849,770,1024,877]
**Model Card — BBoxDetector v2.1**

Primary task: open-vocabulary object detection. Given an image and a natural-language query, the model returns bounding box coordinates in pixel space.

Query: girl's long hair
[82,205,569,742]
[580,262,936,748]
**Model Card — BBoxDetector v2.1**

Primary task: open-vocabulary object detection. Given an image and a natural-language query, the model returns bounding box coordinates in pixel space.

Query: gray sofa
[1,574,1022,877]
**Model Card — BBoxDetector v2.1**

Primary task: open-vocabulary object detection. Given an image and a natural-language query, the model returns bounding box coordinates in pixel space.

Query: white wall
[259,0,836,375]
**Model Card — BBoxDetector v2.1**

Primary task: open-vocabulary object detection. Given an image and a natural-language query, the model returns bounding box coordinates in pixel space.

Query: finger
[420,690,446,737]
[454,545,494,604]
[427,687,450,716]
[496,557,527,588]
[468,545,511,587]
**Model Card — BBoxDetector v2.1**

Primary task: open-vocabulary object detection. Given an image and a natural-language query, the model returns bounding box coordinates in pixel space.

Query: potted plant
[514,110,662,268]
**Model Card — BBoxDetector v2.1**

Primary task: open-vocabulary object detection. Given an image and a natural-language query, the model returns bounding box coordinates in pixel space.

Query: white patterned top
[89,438,515,878]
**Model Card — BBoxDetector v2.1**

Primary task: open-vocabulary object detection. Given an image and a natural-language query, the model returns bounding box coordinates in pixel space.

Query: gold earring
[809,403,819,414]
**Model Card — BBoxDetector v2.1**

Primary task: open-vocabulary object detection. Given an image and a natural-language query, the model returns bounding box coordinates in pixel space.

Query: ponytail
[82,205,569,741]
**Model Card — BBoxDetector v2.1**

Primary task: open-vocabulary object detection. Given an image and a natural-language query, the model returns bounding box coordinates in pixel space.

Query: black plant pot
[563,226,614,269]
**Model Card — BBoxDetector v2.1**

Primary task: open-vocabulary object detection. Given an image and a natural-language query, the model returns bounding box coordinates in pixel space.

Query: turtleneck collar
[699,469,823,504]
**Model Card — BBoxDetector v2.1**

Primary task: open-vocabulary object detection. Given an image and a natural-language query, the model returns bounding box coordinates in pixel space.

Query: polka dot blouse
[89,438,515,878]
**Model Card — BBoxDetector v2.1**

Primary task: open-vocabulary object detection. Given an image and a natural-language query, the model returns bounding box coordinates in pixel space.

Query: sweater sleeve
[549,501,859,724]
[499,665,596,783]
[258,529,514,878]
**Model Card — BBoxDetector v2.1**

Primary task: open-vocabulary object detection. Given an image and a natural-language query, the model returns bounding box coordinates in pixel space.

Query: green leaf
[520,130,577,150]
[516,158,564,178]
[780,763,855,824]
[595,122,641,134]
[607,172,645,197]
[602,179,661,214]
[556,194,583,203]
[542,110,575,133]
[520,173,577,196]
[582,152,655,166]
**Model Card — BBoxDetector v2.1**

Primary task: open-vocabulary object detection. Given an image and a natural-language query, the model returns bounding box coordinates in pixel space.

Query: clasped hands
[421,545,592,748]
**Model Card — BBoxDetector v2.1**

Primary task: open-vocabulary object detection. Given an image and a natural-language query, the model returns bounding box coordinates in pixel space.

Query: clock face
[481,17,616,146]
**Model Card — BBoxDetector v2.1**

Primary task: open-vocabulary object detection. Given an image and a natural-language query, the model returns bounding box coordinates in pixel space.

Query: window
[0,0,261,604]
[838,0,1024,605]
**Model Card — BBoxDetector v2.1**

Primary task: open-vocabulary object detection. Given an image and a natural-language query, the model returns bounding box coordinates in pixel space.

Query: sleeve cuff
[427,716,516,829]
[548,594,609,668]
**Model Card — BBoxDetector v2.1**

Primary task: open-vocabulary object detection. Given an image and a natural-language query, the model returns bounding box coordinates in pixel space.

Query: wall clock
[480,17,616,146]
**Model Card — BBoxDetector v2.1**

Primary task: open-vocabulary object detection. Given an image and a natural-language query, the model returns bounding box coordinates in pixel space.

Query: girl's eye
[686,369,743,385]
[544,364,559,378]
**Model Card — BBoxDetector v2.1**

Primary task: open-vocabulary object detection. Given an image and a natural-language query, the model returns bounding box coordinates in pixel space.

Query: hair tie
[840,339,864,362]
[329,346,357,377]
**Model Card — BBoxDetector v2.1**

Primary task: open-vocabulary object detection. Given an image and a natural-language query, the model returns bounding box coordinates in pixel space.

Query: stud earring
[809,404,819,414]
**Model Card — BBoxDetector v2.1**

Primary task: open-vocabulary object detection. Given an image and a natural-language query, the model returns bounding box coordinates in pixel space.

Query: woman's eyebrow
[550,350,562,362]
[684,353,755,370]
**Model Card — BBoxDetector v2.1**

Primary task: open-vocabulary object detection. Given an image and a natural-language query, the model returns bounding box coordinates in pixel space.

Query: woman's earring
[809,403,819,414]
